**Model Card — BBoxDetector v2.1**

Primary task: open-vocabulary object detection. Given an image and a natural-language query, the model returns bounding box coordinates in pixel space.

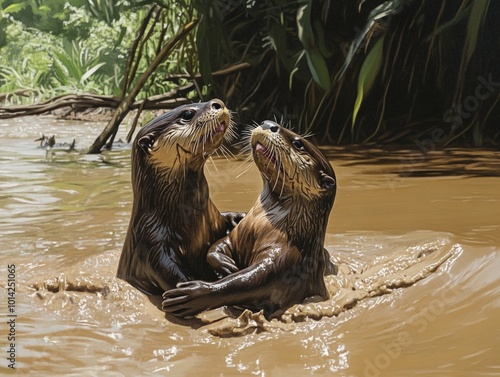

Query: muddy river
[0,117,498,376]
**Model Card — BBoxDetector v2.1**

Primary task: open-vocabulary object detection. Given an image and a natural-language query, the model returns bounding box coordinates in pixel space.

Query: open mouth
[255,142,277,164]
[215,121,226,134]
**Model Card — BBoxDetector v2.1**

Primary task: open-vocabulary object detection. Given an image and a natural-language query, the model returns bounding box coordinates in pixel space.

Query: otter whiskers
[234,154,255,179]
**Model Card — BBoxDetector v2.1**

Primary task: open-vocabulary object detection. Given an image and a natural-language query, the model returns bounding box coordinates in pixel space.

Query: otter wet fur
[117,99,245,295]
[162,120,337,318]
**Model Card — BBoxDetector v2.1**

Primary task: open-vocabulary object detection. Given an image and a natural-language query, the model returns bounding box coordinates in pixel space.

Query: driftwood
[0,93,192,118]
[0,82,198,120]
[0,94,120,119]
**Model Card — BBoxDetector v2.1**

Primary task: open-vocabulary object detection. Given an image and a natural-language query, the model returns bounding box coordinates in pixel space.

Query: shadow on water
[321,145,500,178]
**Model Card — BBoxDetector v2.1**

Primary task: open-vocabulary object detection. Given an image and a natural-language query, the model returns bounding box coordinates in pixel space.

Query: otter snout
[261,120,280,133]
[208,98,224,111]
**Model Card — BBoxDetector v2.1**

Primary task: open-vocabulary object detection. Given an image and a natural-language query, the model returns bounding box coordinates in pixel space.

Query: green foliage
[0,1,200,105]
[191,0,498,146]
[50,40,110,92]
[0,0,77,35]
[297,1,331,91]
[0,3,138,100]
[352,36,384,127]
[84,0,124,25]
[338,0,403,78]
[464,0,491,67]
[1,0,498,146]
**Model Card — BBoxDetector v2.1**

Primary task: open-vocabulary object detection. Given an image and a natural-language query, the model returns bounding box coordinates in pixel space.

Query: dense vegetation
[0,0,498,150]
[0,1,187,99]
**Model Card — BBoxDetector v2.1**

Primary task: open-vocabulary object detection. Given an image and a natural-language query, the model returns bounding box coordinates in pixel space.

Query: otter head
[134,99,232,172]
[251,120,336,203]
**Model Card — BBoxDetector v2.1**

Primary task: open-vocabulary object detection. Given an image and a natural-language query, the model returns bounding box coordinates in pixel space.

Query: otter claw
[221,211,246,229]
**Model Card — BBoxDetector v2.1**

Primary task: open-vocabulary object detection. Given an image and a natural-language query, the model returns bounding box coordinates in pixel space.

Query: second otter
[162,120,337,317]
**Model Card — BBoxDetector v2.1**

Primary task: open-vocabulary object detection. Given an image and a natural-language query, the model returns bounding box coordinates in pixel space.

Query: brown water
[0,117,499,376]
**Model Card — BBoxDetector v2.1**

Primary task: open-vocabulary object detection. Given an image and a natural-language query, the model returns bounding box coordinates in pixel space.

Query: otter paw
[221,211,246,230]
[207,251,239,277]
[161,281,212,317]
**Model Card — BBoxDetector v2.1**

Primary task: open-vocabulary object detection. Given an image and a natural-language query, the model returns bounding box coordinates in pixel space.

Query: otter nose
[261,121,280,133]
[209,99,225,110]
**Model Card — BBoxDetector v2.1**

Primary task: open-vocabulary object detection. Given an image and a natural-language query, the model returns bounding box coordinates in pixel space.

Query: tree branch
[87,18,200,154]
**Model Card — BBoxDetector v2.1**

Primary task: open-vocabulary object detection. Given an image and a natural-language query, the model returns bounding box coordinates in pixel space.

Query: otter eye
[181,110,195,121]
[292,139,304,150]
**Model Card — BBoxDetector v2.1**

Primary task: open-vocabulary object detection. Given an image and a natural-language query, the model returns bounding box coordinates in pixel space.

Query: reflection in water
[0,117,499,375]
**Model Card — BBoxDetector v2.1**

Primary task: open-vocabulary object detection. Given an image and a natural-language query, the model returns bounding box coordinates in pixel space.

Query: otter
[117,99,245,295]
[162,120,337,318]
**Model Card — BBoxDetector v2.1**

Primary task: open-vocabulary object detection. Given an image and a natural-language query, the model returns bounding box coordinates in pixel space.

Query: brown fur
[117,99,244,295]
[162,120,336,317]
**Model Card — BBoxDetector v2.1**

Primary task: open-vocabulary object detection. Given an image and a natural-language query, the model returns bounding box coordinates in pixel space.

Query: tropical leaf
[289,66,300,90]
[3,3,26,14]
[314,20,332,59]
[80,62,106,83]
[38,5,51,13]
[352,36,385,127]
[338,0,403,79]
[305,49,331,91]
[51,57,68,86]
[297,3,315,48]
[52,49,81,81]
[297,2,331,91]
[427,4,471,40]
[464,0,491,67]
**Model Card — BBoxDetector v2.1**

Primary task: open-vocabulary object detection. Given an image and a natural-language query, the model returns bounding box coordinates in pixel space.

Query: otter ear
[320,171,336,190]
[138,133,155,153]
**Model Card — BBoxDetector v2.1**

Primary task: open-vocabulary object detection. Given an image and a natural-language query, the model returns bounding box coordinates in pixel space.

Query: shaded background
[0,0,498,148]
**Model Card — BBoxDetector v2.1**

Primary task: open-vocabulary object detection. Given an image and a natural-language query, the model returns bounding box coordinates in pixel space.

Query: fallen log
[0,92,193,119]
[0,94,119,119]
